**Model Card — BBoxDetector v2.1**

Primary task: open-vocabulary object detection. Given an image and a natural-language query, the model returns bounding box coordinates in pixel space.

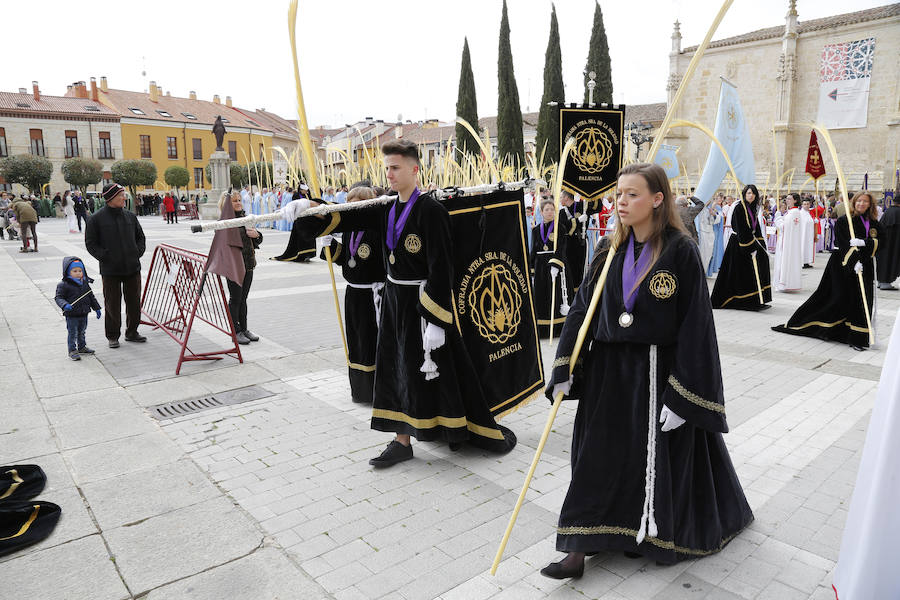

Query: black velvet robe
[773,214,880,348]
[299,192,516,453]
[546,229,753,563]
[530,222,570,338]
[710,200,772,310]
[272,193,317,262]
[321,229,385,403]
[560,202,588,291]
[877,205,900,285]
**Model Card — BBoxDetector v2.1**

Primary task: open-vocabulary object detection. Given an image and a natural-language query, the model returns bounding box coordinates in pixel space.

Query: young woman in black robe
[320,186,386,403]
[272,189,317,262]
[530,199,571,338]
[541,163,752,579]
[710,185,772,310]
[772,191,881,350]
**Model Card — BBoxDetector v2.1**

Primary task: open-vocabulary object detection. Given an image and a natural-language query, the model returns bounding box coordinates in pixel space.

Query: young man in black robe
[710,184,772,310]
[319,186,385,403]
[273,185,317,262]
[530,199,570,338]
[558,191,588,290]
[541,163,751,578]
[773,191,881,351]
[299,140,516,467]
[876,195,900,290]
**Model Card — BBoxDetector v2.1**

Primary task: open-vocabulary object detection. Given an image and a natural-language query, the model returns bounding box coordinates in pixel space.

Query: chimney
[32,81,40,102]
[67,84,73,93]
[89,77,98,102]
[213,94,221,104]
[18,88,27,94]
[76,81,89,99]
[189,90,197,100]
[149,81,159,102]
[100,76,108,92]
[225,96,232,107]
[166,91,171,97]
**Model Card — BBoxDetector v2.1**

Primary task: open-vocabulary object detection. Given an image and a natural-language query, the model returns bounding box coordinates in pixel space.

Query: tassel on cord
[417,282,440,381]
[559,269,570,316]
[637,344,659,544]
[372,282,384,326]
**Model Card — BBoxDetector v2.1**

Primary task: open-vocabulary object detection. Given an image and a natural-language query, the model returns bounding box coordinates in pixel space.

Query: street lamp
[625,121,653,160]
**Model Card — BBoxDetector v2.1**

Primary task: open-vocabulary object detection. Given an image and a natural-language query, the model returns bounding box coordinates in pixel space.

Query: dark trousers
[165,211,175,224]
[226,269,254,332]
[102,272,142,340]
[20,221,37,250]
[65,315,88,352]
[76,213,86,231]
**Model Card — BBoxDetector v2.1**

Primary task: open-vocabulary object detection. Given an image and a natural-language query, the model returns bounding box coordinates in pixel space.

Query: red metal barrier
[140,244,242,374]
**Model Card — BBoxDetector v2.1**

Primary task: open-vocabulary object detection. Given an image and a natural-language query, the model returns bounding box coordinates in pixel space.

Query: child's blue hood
[62,255,93,283]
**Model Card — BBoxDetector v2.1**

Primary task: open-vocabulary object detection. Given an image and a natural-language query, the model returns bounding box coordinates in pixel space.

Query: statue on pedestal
[213,116,226,151]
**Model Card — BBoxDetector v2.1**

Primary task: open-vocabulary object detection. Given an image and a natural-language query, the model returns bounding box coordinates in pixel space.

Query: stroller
[2,208,19,241]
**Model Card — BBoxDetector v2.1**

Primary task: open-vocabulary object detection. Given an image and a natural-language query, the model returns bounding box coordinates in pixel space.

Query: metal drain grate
[149,385,274,420]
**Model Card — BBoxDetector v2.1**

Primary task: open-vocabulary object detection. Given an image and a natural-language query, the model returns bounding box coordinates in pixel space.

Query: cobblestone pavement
[1,215,896,599]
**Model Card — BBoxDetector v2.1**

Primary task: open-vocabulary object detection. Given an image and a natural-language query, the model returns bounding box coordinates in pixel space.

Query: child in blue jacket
[55,256,102,360]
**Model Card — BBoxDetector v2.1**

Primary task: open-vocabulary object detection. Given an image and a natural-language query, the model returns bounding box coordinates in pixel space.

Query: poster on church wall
[817,37,875,130]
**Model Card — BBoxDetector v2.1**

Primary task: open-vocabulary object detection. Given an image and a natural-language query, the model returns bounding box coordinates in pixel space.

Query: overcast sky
[2,0,888,128]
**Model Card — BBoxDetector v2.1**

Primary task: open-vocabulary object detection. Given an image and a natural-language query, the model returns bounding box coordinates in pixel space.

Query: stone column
[665,21,688,144]
[772,0,799,187]
[200,150,230,220]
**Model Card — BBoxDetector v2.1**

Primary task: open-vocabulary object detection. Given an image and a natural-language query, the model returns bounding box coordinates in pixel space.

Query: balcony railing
[97,147,115,160]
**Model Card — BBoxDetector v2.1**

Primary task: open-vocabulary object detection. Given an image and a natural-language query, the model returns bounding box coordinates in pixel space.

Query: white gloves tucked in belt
[659,405,686,432]
[849,238,866,247]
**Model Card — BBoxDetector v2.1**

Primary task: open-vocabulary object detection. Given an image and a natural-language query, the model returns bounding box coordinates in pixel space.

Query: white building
[0,82,122,195]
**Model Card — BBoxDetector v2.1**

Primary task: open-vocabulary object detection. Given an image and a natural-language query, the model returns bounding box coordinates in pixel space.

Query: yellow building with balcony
[66,78,275,196]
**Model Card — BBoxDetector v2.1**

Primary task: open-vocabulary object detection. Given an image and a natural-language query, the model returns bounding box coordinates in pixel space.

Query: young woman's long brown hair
[850,191,877,221]
[593,163,687,289]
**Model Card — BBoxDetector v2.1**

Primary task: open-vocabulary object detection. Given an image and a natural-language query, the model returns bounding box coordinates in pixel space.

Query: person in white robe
[832,308,900,599]
[773,195,804,291]
[723,196,736,238]
[800,199,815,268]
[697,202,721,276]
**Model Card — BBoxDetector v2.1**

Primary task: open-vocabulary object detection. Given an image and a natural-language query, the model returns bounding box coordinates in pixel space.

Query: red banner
[805,130,826,180]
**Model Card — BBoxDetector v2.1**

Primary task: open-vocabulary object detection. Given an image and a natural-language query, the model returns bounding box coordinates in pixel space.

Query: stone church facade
[663,2,900,195]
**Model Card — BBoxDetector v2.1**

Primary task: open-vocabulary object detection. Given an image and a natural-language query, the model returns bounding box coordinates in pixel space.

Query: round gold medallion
[389,252,396,264]
[870,228,877,238]
[404,234,422,254]
[648,271,677,300]
[357,243,371,259]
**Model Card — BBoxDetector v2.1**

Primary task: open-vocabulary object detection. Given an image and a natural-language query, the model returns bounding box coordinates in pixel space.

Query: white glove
[279,198,311,221]
[577,213,588,224]
[551,375,573,400]
[750,250,757,259]
[849,238,866,247]
[854,261,863,274]
[423,322,446,352]
[659,405,686,432]
[550,266,560,279]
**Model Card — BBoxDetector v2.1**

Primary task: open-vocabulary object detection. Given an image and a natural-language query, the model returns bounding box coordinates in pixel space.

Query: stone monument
[200,116,231,220]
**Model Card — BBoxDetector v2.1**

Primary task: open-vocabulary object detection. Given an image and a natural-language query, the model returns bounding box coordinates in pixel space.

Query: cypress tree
[535,4,564,166]
[497,0,525,169]
[455,38,481,162]
[583,1,613,105]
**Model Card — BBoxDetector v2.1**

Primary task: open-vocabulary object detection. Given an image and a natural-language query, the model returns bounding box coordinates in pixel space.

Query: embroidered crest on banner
[466,262,523,344]
[404,234,422,254]
[649,270,677,299]
[357,243,371,259]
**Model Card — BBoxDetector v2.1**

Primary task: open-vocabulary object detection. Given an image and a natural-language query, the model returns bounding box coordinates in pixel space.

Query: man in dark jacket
[55,256,102,360]
[85,183,147,348]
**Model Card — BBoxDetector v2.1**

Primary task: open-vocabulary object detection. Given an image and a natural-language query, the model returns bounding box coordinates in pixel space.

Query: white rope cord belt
[387,275,441,380]
[637,344,659,545]
[346,281,385,325]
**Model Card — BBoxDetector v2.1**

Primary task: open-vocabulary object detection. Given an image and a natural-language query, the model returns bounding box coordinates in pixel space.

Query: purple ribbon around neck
[386,188,420,252]
[348,231,365,258]
[539,220,554,246]
[746,202,758,232]
[622,233,651,313]
[860,216,870,238]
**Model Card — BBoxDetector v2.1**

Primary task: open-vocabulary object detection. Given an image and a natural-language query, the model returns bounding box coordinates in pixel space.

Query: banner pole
[491,0,736,576]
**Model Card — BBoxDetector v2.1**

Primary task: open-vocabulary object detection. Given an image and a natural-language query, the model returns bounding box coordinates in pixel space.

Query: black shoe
[369,440,413,468]
[540,560,584,579]
[242,330,260,342]
[235,331,251,345]
[77,346,95,354]
[624,551,642,559]
[108,339,120,348]
[803,264,812,269]
[68,351,81,361]
[449,442,463,452]
[850,344,867,352]
[124,334,146,343]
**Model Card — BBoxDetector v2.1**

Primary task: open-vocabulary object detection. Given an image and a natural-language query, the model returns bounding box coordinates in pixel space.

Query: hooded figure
[204,195,245,286]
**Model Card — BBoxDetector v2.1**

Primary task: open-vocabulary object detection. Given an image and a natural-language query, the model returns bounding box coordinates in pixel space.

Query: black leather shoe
[108,339,120,348]
[540,560,584,579]
[124,334,147,343]
[77,346,95,354]
[449,442,463,452]
[243,330,260,342]
[369,441,413,468]
[624,550,642,559]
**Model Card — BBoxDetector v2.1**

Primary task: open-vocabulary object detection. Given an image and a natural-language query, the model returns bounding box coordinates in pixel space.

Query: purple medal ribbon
[860,216,870,238]
[348,231,365,258]
[622,233,652,313]
[746,202,758,232]
[386,188,420,252]
[539,220,554,247]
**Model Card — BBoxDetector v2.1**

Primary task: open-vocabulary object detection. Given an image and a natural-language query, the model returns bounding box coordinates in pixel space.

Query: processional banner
[817,37,875,130]
[447,188,543,418]
[558,105,626,200]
